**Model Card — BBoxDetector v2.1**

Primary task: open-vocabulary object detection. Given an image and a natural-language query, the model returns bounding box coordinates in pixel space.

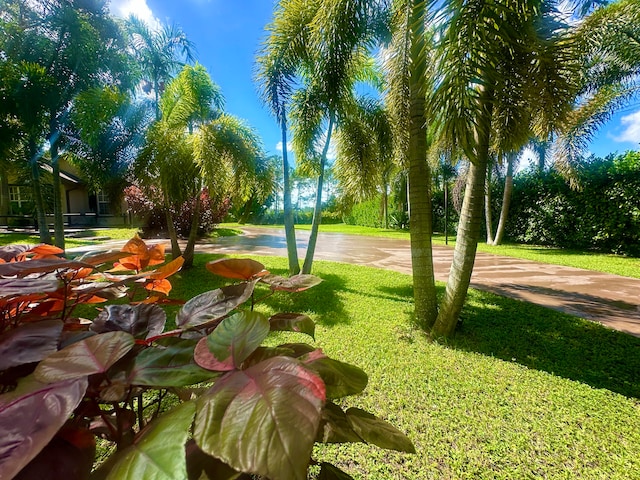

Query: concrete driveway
[208,227,640,337]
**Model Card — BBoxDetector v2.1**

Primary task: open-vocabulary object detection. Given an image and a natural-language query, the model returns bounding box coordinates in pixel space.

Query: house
[0,158,129,229]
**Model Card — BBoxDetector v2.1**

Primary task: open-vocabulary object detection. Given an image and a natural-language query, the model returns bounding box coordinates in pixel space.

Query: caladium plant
[0,241,414,480]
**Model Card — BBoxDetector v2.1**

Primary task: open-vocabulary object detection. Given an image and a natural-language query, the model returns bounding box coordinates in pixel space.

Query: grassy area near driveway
[229,223,640,279]
[159,253,640,479]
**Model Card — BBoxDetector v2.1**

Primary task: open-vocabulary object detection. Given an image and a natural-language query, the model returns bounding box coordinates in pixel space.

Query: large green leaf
[129,338,218,387]
[346,408,416,453]
[0,377,88,479]
[0,320,63,371]
[317,402,362,444]
[205,311,270,368]
[318,462,355,480]
[269,312,315,339]
[304,357,368,399]
[91,304,166,339]
[194,357,326,480]
[106,402,196,480]
[185,440,242,480]
[176,281,257,328]
[34,331,135,383]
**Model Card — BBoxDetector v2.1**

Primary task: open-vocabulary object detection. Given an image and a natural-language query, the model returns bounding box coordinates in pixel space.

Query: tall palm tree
[430,0,579,336]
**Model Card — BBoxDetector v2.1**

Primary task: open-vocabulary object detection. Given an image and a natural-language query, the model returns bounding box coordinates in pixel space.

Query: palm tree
[136,64,259,267]
[430,0,579,336]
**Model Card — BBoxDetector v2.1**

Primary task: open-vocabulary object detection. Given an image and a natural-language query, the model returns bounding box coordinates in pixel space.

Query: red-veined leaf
[0,320,63,370]
[346,408,416,453]
[194,357,325,480]
[261,274,322,292]
[0,377,88,480]
[34,331,134,382]
[176,281,257,329]
[205,311,270,368]
[105,402,196,480]
[206,258,267,280]
[194,337,235,372]
[269,312,315,339]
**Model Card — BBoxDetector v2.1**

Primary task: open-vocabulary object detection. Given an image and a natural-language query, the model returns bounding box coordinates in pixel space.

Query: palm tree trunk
[492,152,515,246]
[382,183,389,229]
[281,114,300,275]
[238,194,254,225]
[484,162,494,245]
[406,0,438,330]
[302,113,334,274]
[163,190,182,259]
[433,90,494,337]
[29,138,52,244]
[182,192,201,268]
[50,132,65,250]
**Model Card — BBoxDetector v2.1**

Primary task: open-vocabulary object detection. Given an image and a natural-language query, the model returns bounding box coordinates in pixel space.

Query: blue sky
[108,0,639,160]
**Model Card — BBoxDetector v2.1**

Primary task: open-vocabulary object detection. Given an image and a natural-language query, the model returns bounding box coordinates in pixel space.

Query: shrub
[0,239,414,479]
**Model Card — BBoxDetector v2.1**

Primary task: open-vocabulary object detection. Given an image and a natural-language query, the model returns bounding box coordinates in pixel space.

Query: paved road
[208,227,640,337]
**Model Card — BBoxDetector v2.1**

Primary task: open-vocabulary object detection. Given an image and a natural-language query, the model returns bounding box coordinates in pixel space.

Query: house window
[97,191,110,215]
[8,186,33,215]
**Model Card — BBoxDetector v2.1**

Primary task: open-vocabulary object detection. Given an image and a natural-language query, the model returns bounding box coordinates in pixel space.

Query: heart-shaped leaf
[130,338,218,387]
[346,408,415,453]
[91,304,166,339]
[317,402,363,444]
[206,258,267,280]
[261,274,322,292]
[0,320,63,371]
[147,256,184,280]
[34,331,135,383]
[242,346,297,368]
[105,402,196,480]
[206,311,270,368]
[194,357,326,480]
[304,357,368,399]
[318,462,356,480]
[176,281,257,329]
[0,377,88,480]
[194,337,235,372]
[269,312,315,339]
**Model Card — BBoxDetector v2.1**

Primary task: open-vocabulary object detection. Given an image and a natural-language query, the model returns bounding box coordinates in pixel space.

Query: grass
[165,254,640,479]
[231,223,640,278]
[0,227,140,248]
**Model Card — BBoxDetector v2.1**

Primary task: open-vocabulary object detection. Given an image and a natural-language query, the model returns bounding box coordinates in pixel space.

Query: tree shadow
[450,288,640,399]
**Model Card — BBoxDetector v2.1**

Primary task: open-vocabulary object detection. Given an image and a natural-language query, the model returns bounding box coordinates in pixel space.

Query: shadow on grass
[450,289,640,399]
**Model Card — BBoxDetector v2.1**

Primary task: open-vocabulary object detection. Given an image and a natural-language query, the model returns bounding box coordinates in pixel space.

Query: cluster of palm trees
[256,0,639,336]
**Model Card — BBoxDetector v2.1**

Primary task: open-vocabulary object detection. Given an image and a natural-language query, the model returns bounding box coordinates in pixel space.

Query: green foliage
[507,152,640,255]
[0,242,413,479]
[343,197,383,228]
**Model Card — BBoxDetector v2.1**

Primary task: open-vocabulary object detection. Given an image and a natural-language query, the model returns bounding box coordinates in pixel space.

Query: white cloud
[613,110,640,144]
[109,0,159,28]
[275,141,293,152]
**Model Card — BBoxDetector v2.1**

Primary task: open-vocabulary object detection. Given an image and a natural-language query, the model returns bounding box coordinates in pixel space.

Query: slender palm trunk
[50,130,65,250]
[492,152,515,245]
[29,138,52,244]
[163,190,182,259]
[382,183,389,229]
[444,180,449,245]
[434,90,494,337]
[302,113,334,274]
[407,0,438,329]
[484,162,494,245]
[281,113,300,275]
[182,191,202,268]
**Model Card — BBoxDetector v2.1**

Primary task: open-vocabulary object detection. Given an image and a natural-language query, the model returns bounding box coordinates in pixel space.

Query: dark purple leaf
[129,338,219,387]
[194,357,326,480]
[317,402,363,444]
[176,281,257,329]
[91,304,166,339]
[304,357,368,399]
[277,343,317,357]
[0,278,61,299]
[105,402,196,480]
[0,258,95,277]
[346,408,416,453]
[0,244,32,262]
[0,320,63,371]
[205,311,270,368]
[318,462,356,480]
[269,312,315,339]
[261,273,322,292]
[72,283,128,301]
[241,346,297,368]
[206,258,267,280]
[185,439,242,480]
[0,377,88,479]
[34,331,134,383]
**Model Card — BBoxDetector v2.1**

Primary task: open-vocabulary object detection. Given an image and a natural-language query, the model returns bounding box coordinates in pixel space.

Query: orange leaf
[206,258,268,280]
[144,278,172,296]
[29,244,64,256]
[147,243,166,267]
[121,235,148,257]
[148,257,184,280]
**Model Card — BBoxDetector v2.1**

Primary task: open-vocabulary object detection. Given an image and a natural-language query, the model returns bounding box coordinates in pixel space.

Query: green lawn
[230,223,640,278]
[0,228,140,248]
[165,254,640,479]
